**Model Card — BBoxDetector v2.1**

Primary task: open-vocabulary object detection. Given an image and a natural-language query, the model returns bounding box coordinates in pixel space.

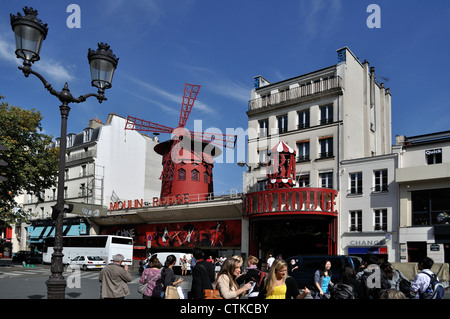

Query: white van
[150,252,191,274]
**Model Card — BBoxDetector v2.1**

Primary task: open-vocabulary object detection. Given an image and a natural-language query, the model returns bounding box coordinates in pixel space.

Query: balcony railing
[249,76,342,111]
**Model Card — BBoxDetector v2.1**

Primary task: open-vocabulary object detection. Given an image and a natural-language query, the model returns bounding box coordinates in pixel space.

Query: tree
[0,95,59,226]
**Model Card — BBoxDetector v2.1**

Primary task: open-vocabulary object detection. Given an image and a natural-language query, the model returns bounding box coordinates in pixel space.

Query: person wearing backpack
[410,257,444,299]
[236,255,267,298]
[331,266,363,299]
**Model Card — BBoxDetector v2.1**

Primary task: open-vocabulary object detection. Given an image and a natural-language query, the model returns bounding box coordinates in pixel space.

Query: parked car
[286,255,356,289]
[12,251,43,264]
[68,256,106,270]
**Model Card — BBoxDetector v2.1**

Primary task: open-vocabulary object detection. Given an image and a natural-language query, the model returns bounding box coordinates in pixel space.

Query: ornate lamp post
[10,7,119,299]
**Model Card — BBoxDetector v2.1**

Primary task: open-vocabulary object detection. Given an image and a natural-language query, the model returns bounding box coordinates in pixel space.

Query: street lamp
[10,7,119,299]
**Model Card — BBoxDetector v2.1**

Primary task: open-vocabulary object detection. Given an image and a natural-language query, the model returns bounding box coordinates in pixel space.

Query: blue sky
[1,0,450,194]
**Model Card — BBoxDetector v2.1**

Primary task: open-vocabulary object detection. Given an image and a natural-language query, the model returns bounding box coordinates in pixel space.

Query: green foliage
[0,95,59,226]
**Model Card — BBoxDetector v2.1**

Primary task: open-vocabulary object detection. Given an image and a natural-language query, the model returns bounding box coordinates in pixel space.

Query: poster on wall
[104,220,241,249]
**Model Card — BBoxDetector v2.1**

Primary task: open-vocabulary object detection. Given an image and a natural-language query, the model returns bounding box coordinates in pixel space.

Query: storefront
[244,187,338,259]
[90,196,243,261]
[27,217,89,251]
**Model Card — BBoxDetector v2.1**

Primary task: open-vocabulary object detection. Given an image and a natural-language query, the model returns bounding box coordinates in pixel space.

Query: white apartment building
[15,113,161,251]
[340,154,399,261]
[243,47,394,259]
[394,131,450,263]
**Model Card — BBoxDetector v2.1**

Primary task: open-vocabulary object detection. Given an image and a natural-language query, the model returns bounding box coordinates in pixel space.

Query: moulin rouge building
[70,47,394,264]
[244,47,393,260]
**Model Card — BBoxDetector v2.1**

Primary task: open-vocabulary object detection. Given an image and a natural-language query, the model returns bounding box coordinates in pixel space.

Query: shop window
[426,149,442,165]
[412,188,450,226]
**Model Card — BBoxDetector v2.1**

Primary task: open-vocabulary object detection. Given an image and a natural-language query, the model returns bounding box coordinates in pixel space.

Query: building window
[257,180,266,191]
[191,169,199,182]
[203,171,209,183]
[81,165,87,177]
[426,149,442,165]
[320,104,333,125]
[64,186,68,199]
[258,149,268,166]
[297,173,310,187]
[83,128,92,143]
[319,137,333,158]
[350,210,362,232]
[67,134,73,148]
[178,168,186,181]
[259,119,269,137]
[374,209,388,231]
[374,169,388,192]
[349,172,363,195]
[277,115,288,134]
[319,171,333,189]
[298,110,310,129]
[412,188,450,226]
[296,141,310,162]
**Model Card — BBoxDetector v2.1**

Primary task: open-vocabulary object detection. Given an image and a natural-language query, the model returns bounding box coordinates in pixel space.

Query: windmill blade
[190,131,238,149]
[179,83,201,128]
[125,115,174,134]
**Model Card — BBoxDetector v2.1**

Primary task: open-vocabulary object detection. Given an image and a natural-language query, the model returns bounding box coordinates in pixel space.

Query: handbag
[203,282,223,299]
[165,285,179,299]
[138,269,161,294]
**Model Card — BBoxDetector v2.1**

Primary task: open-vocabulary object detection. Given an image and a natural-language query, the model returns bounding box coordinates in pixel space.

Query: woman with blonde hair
[258,259,310,299]
[216,257,252,299]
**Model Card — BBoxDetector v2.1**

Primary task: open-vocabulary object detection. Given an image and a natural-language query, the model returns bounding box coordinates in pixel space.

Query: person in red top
[206,256,214,263]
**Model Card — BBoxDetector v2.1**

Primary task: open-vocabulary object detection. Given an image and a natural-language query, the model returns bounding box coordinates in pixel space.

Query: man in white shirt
[410,257,437,299]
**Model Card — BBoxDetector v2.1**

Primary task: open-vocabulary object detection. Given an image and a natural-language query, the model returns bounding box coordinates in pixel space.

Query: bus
[42,235,133,266]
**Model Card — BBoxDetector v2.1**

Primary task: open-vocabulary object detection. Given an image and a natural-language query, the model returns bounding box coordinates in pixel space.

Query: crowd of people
[98,250,445,300]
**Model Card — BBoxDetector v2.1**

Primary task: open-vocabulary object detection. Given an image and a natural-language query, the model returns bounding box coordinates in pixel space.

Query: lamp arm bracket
[19,64,59,97]
[19,64,107,104]
[74,92,107,104]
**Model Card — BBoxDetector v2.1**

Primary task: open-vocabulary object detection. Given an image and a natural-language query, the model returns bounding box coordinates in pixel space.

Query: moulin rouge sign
[244,187,338,217]
[109,194,190,211]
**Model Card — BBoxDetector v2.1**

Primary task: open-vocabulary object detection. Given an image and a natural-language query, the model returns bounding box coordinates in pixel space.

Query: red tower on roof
[125,84,237,202]
[266,141,296,189]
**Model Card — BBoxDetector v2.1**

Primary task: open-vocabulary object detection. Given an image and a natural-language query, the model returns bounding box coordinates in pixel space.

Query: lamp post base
[46,275,67,299]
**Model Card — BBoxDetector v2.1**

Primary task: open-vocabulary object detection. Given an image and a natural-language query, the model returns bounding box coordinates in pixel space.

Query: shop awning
[28,226,48,243]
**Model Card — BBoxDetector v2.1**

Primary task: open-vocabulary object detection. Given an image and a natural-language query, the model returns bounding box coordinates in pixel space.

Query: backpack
[331,283,355,299]
[420,272,445,299]
[251,270,267,288]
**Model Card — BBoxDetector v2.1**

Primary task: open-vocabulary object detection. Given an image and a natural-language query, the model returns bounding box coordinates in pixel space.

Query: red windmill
[125,83,237,203]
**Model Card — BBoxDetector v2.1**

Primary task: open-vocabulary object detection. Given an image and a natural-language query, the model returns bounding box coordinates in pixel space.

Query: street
[1,260,449,300]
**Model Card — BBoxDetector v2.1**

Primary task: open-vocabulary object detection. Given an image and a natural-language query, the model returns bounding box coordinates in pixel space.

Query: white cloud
[0,34,73,83]
[122,74,218,116]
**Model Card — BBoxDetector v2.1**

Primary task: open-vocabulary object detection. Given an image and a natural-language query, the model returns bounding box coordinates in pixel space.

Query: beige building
[394,131,450,263]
